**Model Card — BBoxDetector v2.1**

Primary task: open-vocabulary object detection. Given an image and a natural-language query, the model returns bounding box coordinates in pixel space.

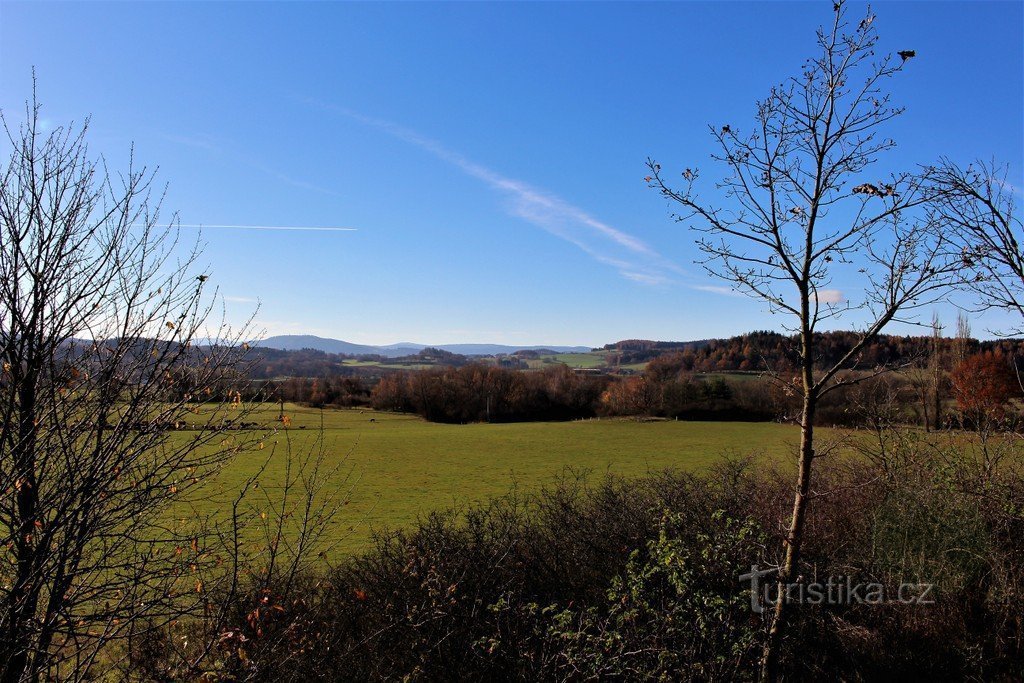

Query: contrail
[175,224,357,232]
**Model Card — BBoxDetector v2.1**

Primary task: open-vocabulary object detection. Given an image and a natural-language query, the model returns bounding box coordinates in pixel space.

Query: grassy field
[528,351,609,369]
[340,359,436,370]
[177,404,819,556]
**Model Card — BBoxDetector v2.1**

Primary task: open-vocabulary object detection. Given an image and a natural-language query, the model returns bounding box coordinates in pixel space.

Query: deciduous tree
[0,89,253,681]
[950,351,1018,429]
[647,3,960,678]
[930,159,1023,334]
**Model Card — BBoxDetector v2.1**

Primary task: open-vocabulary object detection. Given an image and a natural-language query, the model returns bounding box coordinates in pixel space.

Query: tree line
[369,364,606,423]
[605,329,1024,372]
[247,339,1022,431]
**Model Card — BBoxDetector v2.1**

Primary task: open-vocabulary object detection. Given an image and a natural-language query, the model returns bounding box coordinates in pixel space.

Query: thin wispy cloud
[159,131,344,197]
[307,100,682,285]
[993,177,1024,198]
[624,271,671,286]
[693,284,745,297]
[692,284,845,306]
[176,224,357,232]
[247,160,347,198]
[158,132,220,152]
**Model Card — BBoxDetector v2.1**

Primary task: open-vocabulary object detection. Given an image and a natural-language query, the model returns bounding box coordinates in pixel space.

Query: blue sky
[1,1,1021,346]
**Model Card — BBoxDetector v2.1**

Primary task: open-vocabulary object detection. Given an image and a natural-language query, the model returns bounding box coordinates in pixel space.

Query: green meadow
[528,352,609,369]
[178,403,818,556]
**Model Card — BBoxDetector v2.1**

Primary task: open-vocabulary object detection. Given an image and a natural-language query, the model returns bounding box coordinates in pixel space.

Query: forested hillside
[606,330,1024,372]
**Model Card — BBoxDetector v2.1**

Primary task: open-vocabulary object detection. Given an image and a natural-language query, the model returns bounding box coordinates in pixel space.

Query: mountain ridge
[256,335,593,357]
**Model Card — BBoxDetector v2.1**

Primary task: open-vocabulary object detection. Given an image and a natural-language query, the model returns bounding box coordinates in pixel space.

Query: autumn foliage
[950,351,1020,427]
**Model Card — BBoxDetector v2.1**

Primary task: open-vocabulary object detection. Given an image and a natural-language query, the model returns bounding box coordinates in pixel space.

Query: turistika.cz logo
[739,565,935,615]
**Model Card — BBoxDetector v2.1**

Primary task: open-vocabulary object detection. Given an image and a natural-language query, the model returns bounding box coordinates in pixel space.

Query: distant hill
[256,335,386,356]
[428,343,593,356]
[257,335,592,358]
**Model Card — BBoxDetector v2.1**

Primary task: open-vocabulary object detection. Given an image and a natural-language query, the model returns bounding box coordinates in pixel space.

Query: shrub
[160,439,1024,681]
[542,510,765,681]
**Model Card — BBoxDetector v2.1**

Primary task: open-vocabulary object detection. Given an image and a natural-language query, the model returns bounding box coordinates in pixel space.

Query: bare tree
[905,360,933,431]
[0,89,255,681]
[907,313,945,431]
[954,311,972,366]
[647,3,960,679]
[132,418,358,682]
[929,159,1022,334]
[929,313,945,429]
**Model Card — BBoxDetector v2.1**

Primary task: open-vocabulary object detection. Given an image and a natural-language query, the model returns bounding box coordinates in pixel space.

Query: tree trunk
[4,372,41,683]
[760,379,817,681]
[921,389,931,432]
